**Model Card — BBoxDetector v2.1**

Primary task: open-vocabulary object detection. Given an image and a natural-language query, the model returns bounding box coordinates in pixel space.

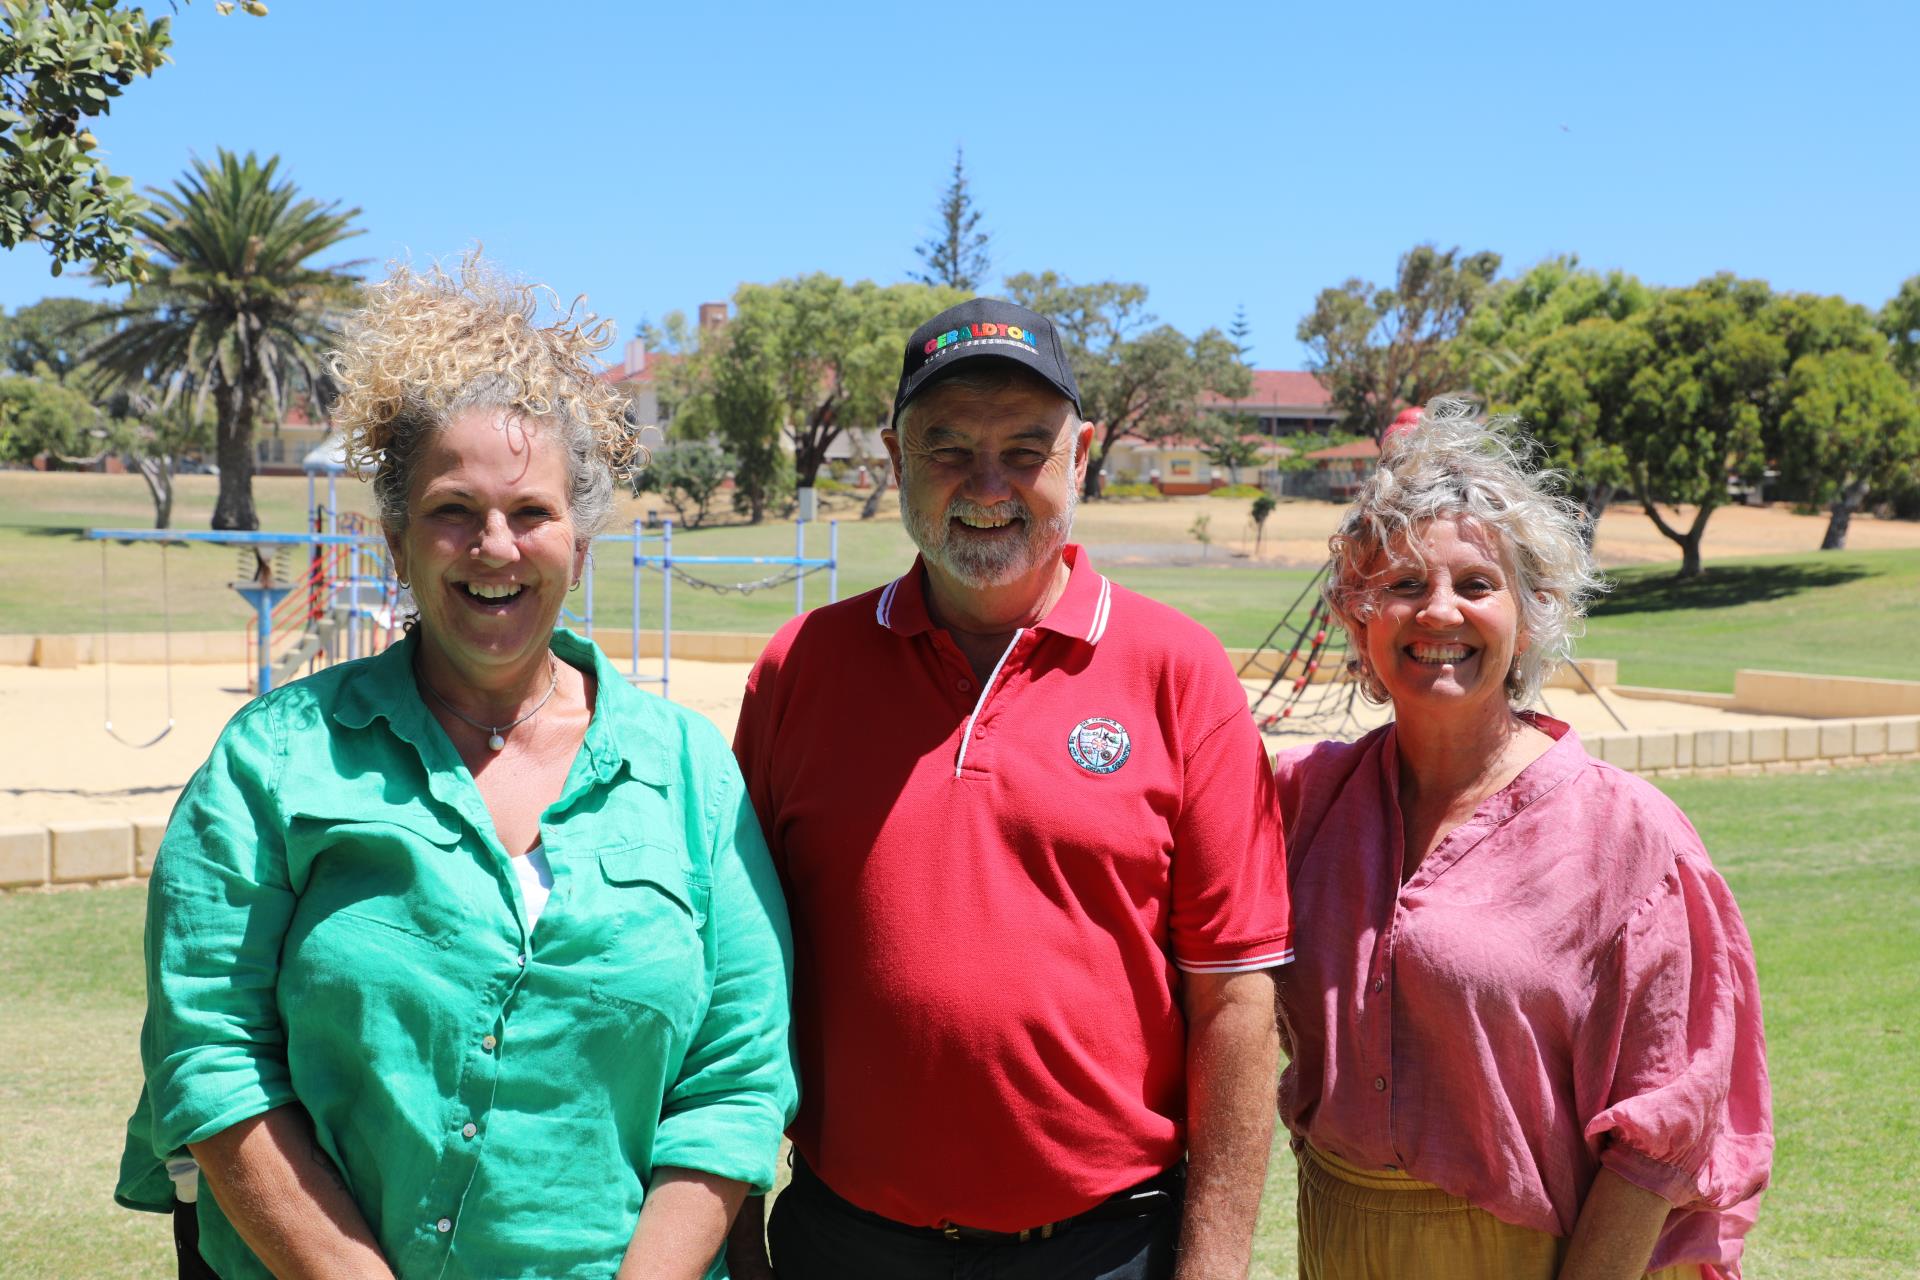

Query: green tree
[1249,493,1275,555]
[1297,243,1501,443]
[1197,415,1262,484]
[0,295,114,379]
[1188,512,1212,559]
[733,275,960,494]
[1472,259,1655,543]
[1777,349,1920,550]
[1499,317,1646,546]
[1880,275,1920,386]
[1005,271,1250,499]
[636,439,737,528]
[81,380,214,528]
[654,305,790,524]
[1228,303,1252,360]
[1463,255,1653,394]
[0,372,97,462]
[910,147,991,292]
[85,149,363,530]
[0,0,263,282]
[1617,277,1785,578]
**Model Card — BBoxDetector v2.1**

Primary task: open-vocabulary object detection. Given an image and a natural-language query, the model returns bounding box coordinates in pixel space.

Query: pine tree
[1229,303,1253,361]
[911,148,992,292]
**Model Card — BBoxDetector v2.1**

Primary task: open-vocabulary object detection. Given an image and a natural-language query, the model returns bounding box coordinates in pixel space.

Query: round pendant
[487,732,506,751]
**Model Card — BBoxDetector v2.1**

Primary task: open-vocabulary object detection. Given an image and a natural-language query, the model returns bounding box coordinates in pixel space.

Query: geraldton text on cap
[925,322,1040,355]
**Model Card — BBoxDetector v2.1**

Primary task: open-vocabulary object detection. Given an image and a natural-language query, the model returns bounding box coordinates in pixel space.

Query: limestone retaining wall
[1584,715,1920,779]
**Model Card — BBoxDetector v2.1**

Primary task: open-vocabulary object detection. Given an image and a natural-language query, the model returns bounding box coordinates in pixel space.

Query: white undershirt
[514,843,555,928]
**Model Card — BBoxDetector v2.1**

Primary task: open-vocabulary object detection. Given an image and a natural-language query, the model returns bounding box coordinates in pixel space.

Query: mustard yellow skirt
[1294,1142,1704,1280]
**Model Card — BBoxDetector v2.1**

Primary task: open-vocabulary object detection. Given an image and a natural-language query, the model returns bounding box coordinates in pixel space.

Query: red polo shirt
[733,545,1291,1230]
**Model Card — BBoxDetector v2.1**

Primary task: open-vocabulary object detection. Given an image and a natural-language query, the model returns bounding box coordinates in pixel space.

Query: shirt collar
[873,544,1114,646]
[333,627,669,787]
[1381,711,1587,827]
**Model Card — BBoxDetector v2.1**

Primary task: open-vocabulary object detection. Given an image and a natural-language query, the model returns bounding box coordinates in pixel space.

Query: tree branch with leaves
[1005,271,1250,499]
[1297,243,1500,443]
[0,0,265,282]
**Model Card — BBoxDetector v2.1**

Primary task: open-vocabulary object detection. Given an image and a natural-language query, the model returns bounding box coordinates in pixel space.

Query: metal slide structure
[87,515,839,703]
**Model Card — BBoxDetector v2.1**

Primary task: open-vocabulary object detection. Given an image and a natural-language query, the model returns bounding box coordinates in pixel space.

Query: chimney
[698,301,729,333]
[623,337,646,376]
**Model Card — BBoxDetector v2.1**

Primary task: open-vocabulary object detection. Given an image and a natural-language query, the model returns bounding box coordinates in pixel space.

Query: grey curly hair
[1324,396,1606,707]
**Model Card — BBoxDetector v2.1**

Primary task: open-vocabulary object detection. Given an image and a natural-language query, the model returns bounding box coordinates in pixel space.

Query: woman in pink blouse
[1274,399,1771,1279]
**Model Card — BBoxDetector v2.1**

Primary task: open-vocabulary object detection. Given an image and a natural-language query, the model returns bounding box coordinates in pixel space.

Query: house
[255,404,331,475]
[1285,436,1380,501]
[1198,370,1339,437]
[1103,433,1295,495]
[597,304,710,426]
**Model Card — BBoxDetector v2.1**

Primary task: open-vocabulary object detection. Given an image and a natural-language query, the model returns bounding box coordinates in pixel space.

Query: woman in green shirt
[117,257,797,1280]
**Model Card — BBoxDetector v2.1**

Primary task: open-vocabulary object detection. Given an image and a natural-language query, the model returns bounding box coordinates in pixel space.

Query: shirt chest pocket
[285,805,470,950]
[582,840,712,1043]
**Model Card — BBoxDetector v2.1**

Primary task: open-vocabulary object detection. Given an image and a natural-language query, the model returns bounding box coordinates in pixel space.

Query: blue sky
[2,0,1914,367]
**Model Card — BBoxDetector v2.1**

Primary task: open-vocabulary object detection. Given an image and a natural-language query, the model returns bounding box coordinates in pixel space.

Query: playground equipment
[86,513,838,710]
[1237,563,1367,740]
[1237,559,1629,738]
[97,537,177,748]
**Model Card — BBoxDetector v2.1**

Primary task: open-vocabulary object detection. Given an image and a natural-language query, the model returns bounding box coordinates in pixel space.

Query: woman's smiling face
[387,407,583,679]
[1353,516,1527,717]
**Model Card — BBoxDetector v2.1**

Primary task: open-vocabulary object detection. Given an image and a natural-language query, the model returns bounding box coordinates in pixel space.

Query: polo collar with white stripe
[874,544,1113,646]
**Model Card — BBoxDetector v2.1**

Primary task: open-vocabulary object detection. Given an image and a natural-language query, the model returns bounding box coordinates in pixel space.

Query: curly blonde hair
[1324,396,1606,707]
[329,252,643,541]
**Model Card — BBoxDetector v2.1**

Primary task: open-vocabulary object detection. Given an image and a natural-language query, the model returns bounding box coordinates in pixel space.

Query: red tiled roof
[1200,370,1333,411]
[1304,438,1380,461]
[599,350,683,385]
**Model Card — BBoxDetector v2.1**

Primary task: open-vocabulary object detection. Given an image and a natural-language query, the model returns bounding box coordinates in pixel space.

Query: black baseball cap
[892,298,1082,421]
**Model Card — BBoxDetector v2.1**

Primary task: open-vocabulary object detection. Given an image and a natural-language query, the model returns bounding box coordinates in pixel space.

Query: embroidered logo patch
[1068,717,1132,775]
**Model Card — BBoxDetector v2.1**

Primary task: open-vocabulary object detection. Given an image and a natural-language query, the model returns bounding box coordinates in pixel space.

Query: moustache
[946,498,1028,524]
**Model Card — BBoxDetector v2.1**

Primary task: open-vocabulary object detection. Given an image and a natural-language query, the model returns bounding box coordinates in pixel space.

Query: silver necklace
[419,658,560,751]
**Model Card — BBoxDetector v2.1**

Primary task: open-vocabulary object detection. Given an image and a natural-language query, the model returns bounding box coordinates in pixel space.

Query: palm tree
[87,149,364,529]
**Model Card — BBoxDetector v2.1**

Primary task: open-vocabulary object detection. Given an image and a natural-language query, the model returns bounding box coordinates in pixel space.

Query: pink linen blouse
[1274,715,1772,1275]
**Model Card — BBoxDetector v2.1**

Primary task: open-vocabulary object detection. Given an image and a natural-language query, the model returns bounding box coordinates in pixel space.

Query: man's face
[886,373,1092,590]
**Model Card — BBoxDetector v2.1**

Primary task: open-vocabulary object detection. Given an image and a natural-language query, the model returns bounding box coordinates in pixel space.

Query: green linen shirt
[116,628,796,1280]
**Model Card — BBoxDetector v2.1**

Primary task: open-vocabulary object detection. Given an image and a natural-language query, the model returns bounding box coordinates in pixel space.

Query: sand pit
[0,658,759,830]
[0,652,1834,833]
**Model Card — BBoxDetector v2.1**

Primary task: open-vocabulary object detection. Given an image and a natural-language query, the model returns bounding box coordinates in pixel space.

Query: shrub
[1209,484,1265,499]
[1102,483,1166,500]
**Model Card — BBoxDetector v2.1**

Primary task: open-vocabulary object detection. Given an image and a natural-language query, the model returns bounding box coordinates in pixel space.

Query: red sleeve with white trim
[1167,658,1292,974]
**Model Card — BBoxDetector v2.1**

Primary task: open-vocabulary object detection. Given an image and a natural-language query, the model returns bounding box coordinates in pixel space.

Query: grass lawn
[0,471,1319,646]
[8,472,1920,691]
[1580,549,1920,692]
[3,763,1914,1277]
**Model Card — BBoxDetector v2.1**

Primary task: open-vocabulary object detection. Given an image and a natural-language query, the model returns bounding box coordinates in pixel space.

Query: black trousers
[174,1200,220,1280]
[768,1161,1181,1280]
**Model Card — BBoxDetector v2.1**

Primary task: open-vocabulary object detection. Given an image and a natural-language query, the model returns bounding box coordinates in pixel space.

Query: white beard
[899,473,1077,588]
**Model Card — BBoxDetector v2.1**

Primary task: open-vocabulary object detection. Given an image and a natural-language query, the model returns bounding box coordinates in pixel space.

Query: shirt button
[974,728,986,738]
[481,1035,497,1052]
[956,678,972,692]
[435,1217,452,1234]
[461,1122,478,1139]
[515,954,527,968]
[1372,977,1385,993]
[1374,1076,1387,1091]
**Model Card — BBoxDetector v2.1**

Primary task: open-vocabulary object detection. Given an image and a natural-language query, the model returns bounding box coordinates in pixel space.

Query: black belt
[789,1154,1185,1244]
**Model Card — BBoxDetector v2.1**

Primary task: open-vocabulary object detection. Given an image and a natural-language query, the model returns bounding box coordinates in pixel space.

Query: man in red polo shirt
[725,299,1291,1280]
